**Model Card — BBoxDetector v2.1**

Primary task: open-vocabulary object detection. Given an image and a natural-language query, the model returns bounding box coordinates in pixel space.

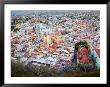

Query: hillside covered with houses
[11,10,100,77]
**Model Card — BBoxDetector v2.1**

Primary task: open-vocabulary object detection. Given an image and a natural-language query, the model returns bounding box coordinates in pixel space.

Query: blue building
[90,48,100,69]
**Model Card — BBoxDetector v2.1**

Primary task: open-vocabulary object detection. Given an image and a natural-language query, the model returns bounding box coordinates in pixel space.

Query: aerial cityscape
[11,10,100,77]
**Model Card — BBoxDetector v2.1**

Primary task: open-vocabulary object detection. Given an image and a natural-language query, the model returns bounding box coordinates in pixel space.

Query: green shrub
[11,62,52,77]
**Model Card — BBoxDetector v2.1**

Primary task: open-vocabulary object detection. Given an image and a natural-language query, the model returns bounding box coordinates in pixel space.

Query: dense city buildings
[11,10,100,77]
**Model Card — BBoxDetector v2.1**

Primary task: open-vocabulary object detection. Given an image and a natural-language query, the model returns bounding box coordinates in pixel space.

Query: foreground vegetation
[11,61,100,77]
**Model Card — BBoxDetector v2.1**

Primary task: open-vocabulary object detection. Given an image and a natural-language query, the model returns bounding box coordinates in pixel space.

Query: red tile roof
[95,48,100,58]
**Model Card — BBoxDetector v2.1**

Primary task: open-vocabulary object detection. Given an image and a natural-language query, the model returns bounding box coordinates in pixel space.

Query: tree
[75,40,89,51]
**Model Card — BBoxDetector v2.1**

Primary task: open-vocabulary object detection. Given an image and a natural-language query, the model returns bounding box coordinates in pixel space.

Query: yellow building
[15,23,21,29]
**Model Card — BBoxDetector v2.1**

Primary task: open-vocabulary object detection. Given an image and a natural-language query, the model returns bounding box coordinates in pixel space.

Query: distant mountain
[11,10,100,17]
[11,10,36,16]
